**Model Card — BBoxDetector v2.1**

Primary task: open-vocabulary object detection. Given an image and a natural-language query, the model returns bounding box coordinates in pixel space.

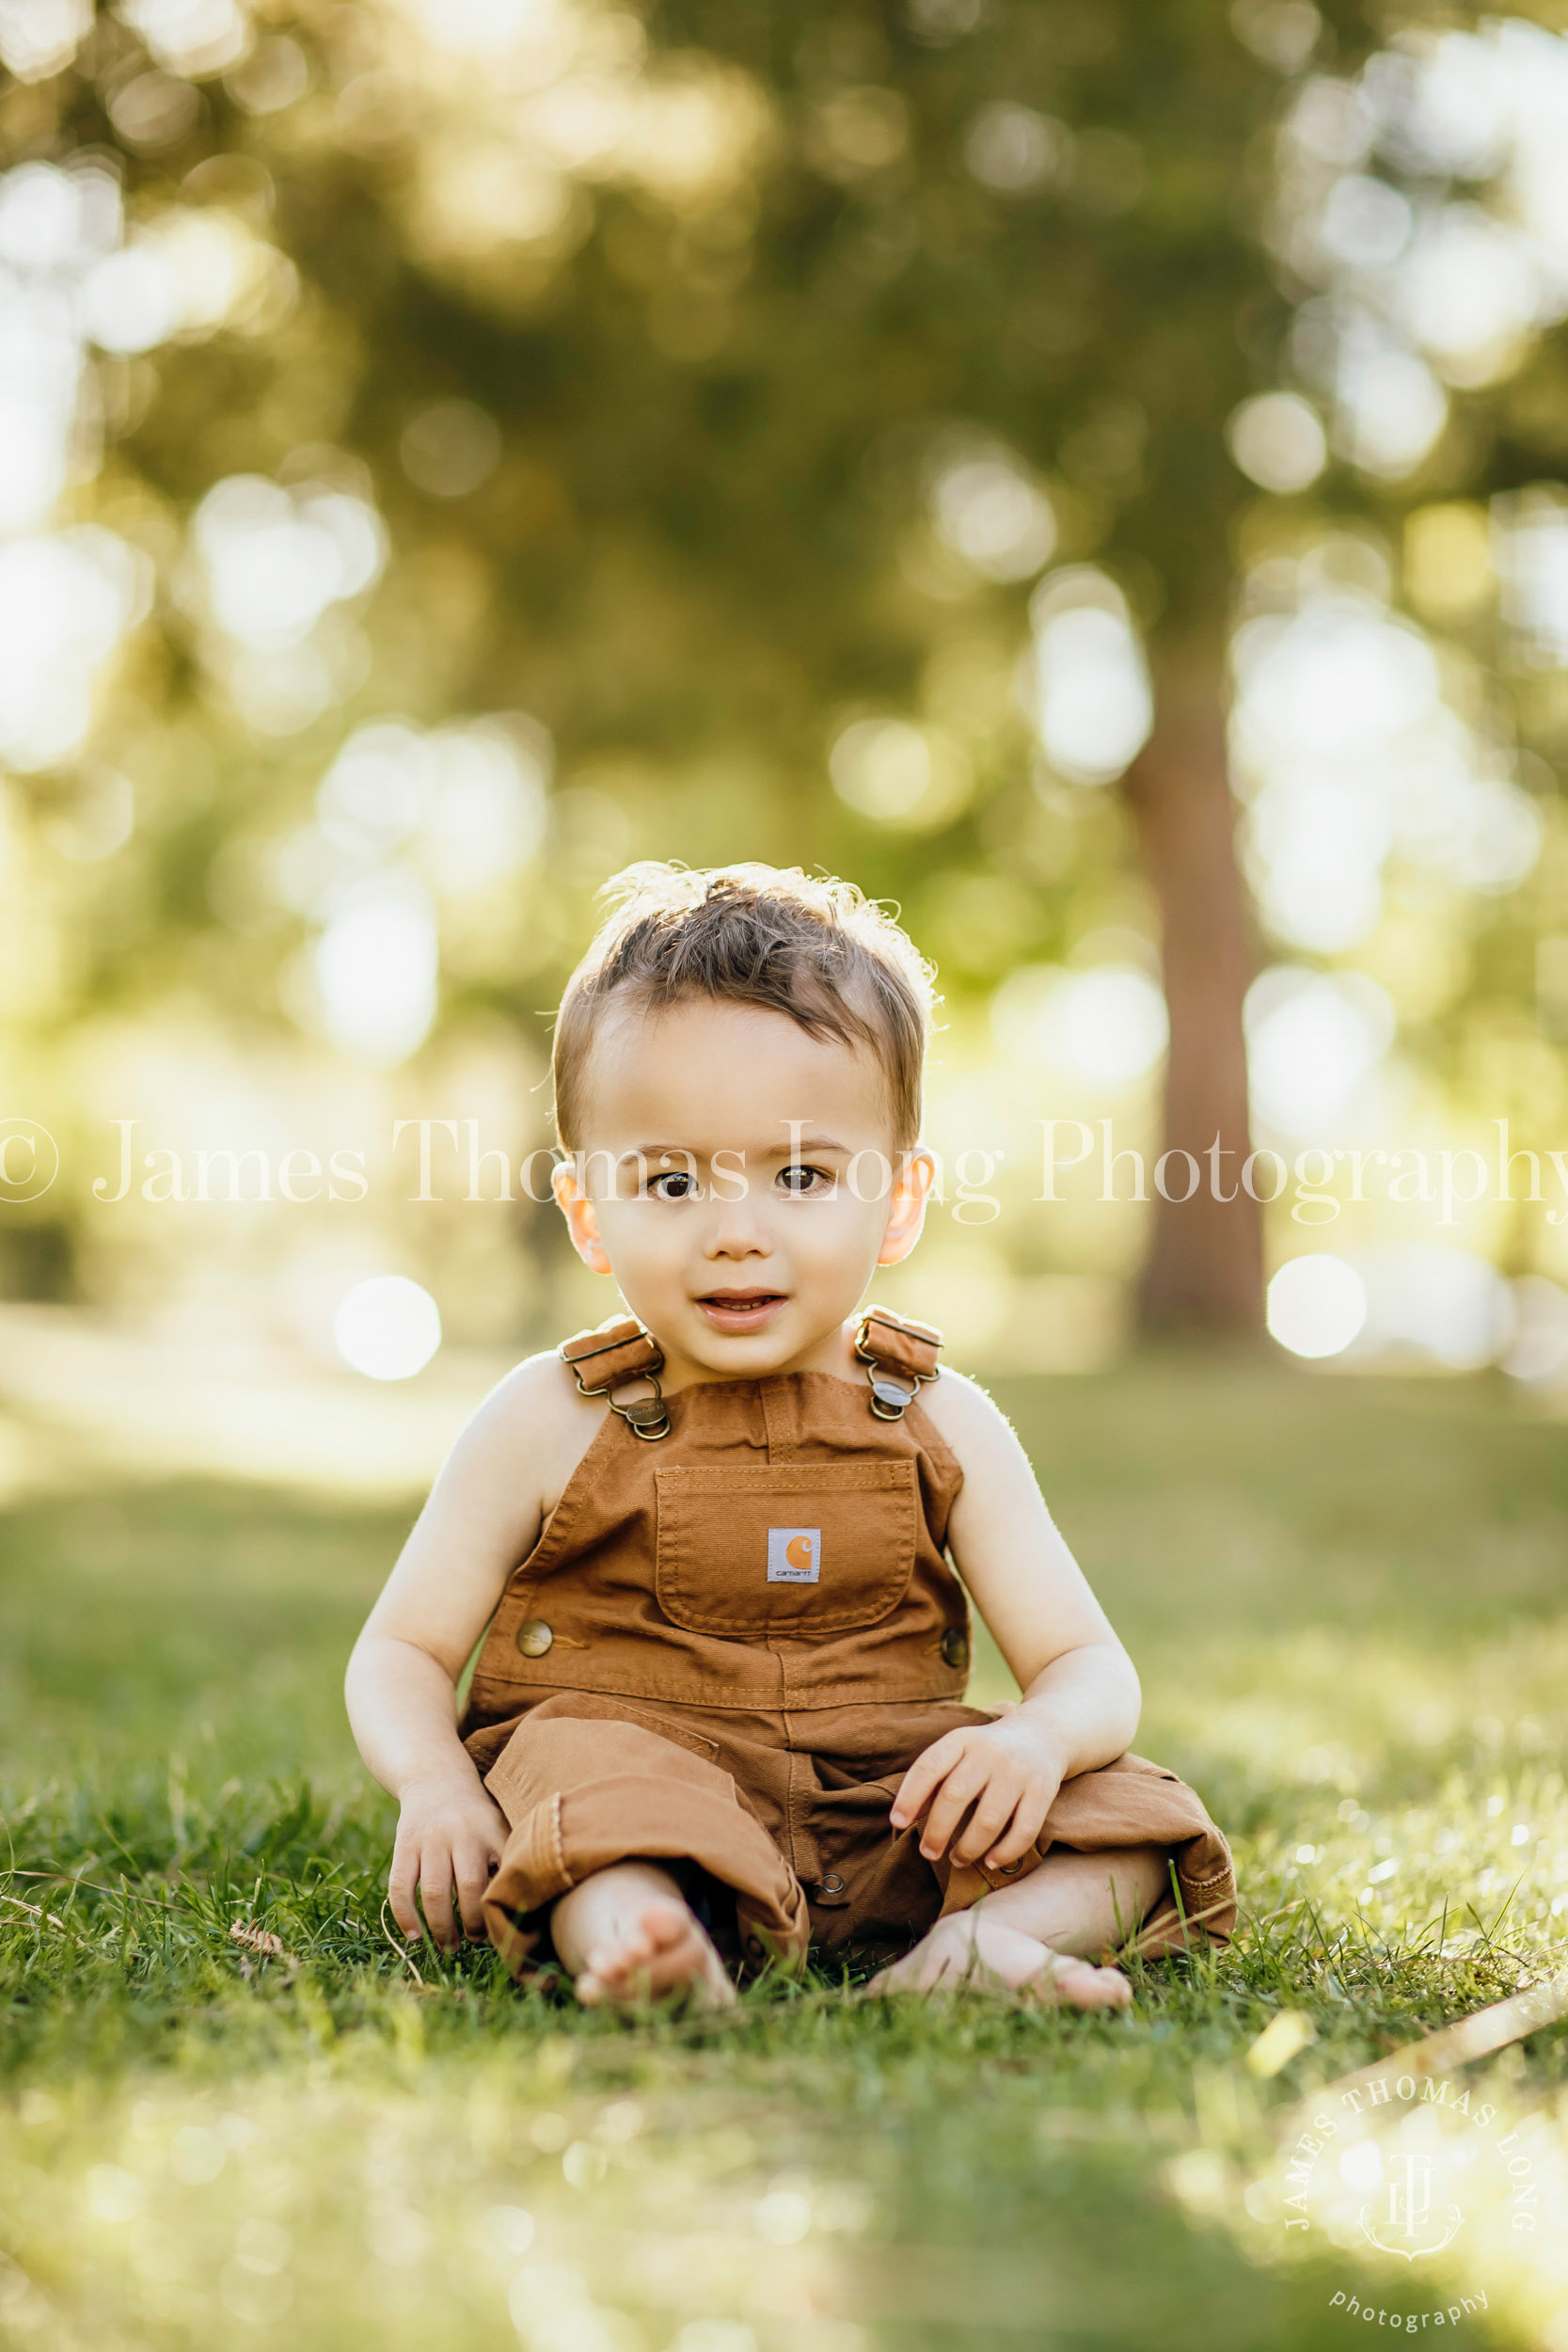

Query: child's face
[553,996,932,1381]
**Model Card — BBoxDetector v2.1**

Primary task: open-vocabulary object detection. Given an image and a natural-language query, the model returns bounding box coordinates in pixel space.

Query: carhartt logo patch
[767,1526,821,1584]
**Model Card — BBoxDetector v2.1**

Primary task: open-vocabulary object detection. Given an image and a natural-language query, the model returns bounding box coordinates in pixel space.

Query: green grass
[3,1358,1566,2351]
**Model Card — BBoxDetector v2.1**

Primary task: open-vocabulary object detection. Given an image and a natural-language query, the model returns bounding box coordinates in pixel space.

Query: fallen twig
[1278,1967,1568,2131]
[1,1867,179,1910]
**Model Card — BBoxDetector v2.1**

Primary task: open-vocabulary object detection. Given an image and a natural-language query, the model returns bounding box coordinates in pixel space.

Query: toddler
[345,865,1235,2008]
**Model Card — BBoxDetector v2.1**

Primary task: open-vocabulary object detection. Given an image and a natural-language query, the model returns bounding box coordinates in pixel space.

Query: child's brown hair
[552,863,936,1147]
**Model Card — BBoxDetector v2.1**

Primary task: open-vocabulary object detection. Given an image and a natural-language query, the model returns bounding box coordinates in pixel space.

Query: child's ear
[552,1156,613,1277]
[876,1146,935,1267]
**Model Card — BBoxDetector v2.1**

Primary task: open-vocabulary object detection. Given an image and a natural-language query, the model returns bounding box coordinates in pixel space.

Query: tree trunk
[1123,640,1263,1336]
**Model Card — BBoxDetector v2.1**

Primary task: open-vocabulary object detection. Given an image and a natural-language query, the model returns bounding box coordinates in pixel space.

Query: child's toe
[1038,1953,1131,2009]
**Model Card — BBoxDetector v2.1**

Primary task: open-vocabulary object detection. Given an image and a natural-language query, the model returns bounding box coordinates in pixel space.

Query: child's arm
[344,1355,594,1949]
[895,1371,1143,1875]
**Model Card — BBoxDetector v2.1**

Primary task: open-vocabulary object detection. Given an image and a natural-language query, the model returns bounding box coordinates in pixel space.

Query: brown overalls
[463,1307,1236,1979]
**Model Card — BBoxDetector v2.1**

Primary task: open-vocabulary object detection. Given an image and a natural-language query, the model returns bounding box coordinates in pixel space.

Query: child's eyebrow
[612,1136,856,1167]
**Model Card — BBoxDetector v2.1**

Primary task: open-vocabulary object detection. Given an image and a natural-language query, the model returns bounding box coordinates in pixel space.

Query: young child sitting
[345,864,1235,2009]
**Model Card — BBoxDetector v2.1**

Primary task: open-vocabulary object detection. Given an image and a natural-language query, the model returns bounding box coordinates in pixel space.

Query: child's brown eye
[650,1171,696,1200]
[778,1166,820,1193]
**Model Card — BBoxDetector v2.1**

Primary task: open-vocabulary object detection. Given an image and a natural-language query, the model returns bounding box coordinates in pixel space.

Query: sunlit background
[4,0,1568,1483]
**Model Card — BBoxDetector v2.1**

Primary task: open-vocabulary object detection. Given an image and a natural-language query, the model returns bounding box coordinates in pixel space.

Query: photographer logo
[1360,2149,1462,2261]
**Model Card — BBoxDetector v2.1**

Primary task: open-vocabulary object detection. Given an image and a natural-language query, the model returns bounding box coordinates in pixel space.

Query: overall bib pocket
[654,1462,918,1637]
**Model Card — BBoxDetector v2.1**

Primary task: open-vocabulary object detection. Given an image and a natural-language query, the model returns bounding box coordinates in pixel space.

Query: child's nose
[704,1200,773,1258]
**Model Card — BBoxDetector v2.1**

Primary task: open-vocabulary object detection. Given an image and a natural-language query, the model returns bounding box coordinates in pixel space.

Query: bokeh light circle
[1226,391,1328,495]
[333,1276,442,1381]
[1266,1254,1368,1359]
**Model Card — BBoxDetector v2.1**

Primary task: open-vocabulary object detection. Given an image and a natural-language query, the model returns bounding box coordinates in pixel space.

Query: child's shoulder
[478,1343,593,1419]
[914,1361,1029,1470]
[442,1345,606,1513]
[473,1346,605,1443]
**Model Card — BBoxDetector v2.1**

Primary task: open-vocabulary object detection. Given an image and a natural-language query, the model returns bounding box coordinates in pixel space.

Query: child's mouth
[695,1290,788,1331]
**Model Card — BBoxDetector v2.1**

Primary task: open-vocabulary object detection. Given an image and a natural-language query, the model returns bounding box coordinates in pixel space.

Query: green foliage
[6,0,1308,1033]
[8,0,1568,1333]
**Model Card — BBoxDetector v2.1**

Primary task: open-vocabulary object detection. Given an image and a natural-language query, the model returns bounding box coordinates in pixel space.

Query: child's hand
[890,1711,1069,1871]
[388,1771,509,1951]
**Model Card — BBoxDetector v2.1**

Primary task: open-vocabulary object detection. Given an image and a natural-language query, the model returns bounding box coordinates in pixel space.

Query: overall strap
[853,1305,942,1421]
[560,1316,670,1440]
[561,1305,942,1433]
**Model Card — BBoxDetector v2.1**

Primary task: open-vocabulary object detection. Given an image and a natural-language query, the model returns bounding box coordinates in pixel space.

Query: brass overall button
[940,1628,969,1671]
[515,1619,554,1659]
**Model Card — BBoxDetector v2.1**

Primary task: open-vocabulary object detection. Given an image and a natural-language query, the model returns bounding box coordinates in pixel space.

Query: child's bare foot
[551,1861,736,2010]
[864,1913,1132,2008]
[578,1896,735,2009]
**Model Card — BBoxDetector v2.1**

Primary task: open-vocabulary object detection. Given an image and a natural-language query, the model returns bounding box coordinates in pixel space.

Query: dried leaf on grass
[2,1893,68,1931]
[230,1920,294,1963]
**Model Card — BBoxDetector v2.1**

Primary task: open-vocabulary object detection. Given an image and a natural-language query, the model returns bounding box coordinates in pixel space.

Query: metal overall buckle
[607,1388,670,1440]
[864,1367,920,1422]
[562,1330,671,1440]
[853,1321,939,1422]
